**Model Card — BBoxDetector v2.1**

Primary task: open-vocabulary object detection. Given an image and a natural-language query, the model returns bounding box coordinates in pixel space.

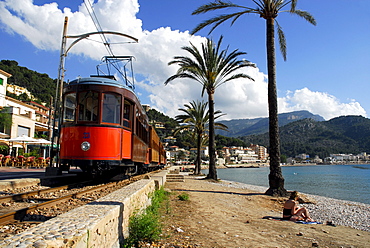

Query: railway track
[0,173,149,239]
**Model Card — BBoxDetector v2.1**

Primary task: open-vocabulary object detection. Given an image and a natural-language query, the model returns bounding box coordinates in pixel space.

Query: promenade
[161,175,369,247]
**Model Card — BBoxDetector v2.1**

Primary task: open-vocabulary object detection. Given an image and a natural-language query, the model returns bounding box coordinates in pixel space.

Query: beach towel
[262,216,322,224]
[295,220,322,224]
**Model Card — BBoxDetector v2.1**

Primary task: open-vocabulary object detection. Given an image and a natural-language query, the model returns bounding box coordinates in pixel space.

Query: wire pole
[49,16,68,168]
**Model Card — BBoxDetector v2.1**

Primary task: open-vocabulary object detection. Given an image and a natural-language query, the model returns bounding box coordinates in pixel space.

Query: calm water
[203,164,370,204]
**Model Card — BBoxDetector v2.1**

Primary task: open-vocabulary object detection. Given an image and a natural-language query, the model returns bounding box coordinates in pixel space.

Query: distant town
[165,139,370,167]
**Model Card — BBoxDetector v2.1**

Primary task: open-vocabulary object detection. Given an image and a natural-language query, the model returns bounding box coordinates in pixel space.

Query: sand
[159,175,370,248]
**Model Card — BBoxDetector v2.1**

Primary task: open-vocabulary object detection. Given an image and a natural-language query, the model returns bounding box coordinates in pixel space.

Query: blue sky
[0,0,369,120]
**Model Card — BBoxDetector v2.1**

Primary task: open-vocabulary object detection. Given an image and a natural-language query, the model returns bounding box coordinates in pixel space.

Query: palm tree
[165,36,255,180]
[175,100,227,175]
[191,0,316,196]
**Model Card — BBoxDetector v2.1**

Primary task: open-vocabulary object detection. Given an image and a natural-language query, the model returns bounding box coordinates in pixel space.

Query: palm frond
[192,1,237,15]
[291,10,317,26]
[192,0,255,15]
[164,73,198,85]
[275,20,287,61]
[252,0,264,10]
[173,100,226,141]
[290,0,297,12]
[215,122,229,131]
[191,4,258,35]
[191,13,237,35]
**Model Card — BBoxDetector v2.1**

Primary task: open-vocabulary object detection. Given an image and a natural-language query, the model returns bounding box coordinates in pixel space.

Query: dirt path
[160,176,369,247]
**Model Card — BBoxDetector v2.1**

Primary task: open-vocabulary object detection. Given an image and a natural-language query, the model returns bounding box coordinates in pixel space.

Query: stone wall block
[0,177,161,248]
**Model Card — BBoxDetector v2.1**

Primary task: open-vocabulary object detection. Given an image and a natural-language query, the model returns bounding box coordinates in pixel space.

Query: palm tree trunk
[195,132,202,174]
[265,18,287,196]
[207,92,217,180]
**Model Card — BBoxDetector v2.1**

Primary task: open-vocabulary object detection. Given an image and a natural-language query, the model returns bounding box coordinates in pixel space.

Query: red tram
[59,76,166,176]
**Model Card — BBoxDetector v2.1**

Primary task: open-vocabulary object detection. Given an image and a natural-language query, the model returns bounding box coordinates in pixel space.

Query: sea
[203,164,370,205]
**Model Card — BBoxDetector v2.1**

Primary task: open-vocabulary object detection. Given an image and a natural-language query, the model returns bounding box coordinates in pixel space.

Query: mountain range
[239,115,370,158]
[216,110,325,137]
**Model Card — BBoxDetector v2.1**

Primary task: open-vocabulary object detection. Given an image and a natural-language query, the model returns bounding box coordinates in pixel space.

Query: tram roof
[67,77,135,93]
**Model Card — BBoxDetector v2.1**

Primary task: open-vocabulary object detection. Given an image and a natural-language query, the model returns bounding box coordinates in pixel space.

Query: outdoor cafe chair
[26,156,36,168]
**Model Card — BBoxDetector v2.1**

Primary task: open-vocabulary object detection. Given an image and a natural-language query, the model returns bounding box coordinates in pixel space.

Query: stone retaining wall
[0,171,168,248]
[0,178,41,191]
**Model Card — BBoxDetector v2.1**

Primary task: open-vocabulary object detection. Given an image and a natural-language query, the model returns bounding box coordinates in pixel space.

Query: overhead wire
[82,0,135,88]
[83,0,115,57]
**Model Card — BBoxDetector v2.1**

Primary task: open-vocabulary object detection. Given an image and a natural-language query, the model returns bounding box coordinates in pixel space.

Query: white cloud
[0,0,367,121]
[0,0,70,50]
[280,87,367,120]
[213,66,269,120]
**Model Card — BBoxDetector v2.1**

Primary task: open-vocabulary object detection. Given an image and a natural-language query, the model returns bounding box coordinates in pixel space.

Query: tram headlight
[81,141,91,151]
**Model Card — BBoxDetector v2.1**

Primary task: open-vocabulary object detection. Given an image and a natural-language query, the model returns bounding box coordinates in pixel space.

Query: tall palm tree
[175,100,227,175]
[191,0,316,196]
[165,36,255,180]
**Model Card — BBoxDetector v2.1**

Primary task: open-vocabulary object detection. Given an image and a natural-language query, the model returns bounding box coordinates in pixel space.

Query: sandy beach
[159,175,370,248]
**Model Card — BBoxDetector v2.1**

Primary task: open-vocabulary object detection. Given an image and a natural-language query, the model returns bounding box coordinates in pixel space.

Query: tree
[215,134,247,149]
[0,60,56,106]
[165,36,255,180]
[0,107,12,134]
[174,100,227,175]
[191,0,316,196]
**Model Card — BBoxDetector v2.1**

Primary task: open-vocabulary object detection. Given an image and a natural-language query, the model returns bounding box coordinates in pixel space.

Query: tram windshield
[63,93,76,122]
[78,91,99,122]
[102,93,121,124]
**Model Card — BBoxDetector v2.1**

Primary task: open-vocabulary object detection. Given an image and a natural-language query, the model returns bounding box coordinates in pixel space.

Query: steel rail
[0,174,146,225]
[0,181,94,204]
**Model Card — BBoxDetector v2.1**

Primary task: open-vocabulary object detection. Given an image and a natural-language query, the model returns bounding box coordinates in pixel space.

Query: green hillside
[241,116,370,158]
[0,60,57,105]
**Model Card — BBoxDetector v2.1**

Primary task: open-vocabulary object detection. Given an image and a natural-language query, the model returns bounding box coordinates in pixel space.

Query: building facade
[0,69,52,139]
[0,69,11,107]
[6,84,35,100]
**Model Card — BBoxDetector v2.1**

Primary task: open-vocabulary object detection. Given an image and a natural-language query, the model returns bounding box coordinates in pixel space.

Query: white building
[0,69,52,139]
[223,146,260,163]
[7,84,35,100]
[190,146,209,157]
[0,69,11,107]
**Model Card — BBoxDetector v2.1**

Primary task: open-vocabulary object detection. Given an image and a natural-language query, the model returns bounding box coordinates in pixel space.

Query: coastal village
[165,142,370,168]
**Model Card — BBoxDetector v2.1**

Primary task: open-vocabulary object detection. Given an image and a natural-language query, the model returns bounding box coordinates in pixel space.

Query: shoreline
[196,164,370,205]
[207,178,370,232]
[178,162,370,171]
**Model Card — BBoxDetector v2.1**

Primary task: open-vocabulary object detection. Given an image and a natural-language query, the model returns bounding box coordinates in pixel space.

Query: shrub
[124,187,169,247]
[177,192,189,201]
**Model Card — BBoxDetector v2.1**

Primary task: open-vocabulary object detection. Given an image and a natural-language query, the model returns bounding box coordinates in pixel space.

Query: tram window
[102,93,121,124]
[135,118,148,143]
[123,100,132,128]
[78,91,99,122]
[63,93,76,122]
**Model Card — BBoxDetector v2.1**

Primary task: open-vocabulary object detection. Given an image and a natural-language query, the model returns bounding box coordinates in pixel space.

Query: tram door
[122,100,133,159]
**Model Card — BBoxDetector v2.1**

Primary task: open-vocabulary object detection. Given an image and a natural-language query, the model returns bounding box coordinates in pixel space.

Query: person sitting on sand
[283,191,313,222]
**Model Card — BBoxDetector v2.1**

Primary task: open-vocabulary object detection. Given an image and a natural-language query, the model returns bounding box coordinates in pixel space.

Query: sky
[0,0,369,121]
